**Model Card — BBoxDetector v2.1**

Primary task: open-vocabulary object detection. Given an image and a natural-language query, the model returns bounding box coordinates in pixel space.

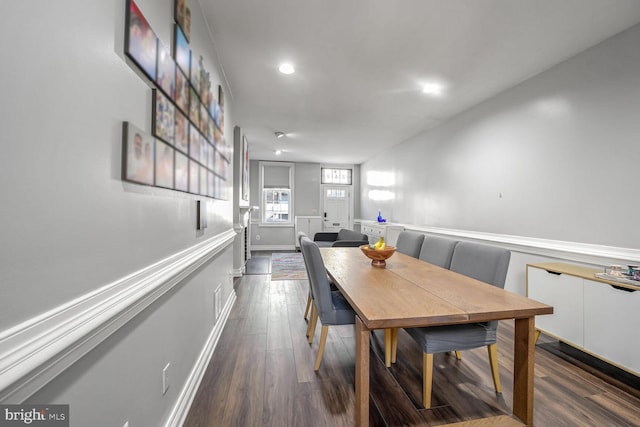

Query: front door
[322,186,351,232]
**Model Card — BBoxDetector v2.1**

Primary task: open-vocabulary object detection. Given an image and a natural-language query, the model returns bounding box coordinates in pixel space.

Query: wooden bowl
[360,245,397,268]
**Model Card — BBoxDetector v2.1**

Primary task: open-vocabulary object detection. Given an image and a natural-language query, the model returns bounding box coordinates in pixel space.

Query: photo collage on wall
[123,0,231,200]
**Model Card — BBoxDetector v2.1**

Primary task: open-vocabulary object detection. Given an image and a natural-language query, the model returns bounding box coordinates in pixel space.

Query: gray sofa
[313,229,369,248]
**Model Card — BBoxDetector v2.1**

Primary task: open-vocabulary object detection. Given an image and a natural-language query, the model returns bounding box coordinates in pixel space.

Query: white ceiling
[201,0,640,165]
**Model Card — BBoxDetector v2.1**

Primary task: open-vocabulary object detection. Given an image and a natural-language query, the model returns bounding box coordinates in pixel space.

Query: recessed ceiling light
[279,63,295,74]
[422,83,442,95]
[275,131,285,139]
[275,150,282,155]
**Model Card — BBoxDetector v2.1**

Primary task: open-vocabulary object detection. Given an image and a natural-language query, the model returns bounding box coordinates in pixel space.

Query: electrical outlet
[162,363,170,395]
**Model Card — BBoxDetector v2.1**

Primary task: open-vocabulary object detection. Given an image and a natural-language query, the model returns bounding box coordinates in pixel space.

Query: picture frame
[122,121,155,186]
[207,90,217,121]
[189,159,199,194]
[173,24,190,75]
[156,40,176,100]
[213,125,222,151]
[174,151,189,192]
[174,0,191,42]
[155,139,175,189]
[125,0,158,82]
[121,0,222,200]
[199,102,209,134]
[174,109,189,154]
[174,66,189,114]
[189,123,200,162]
[207,141,214,170]
[200,134,208,167]
[189,86,200,125]
[242,135,249,201]
[190,53,201,96]
[199,60,210,103]
[214,147,224,177]
[152,89,175,145]
[217,84,225,132]
[207,113,215,143]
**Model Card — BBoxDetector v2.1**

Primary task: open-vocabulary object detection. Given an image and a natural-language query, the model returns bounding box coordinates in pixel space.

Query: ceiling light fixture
[279,63,295,74]
[274,131,285,139]
[275,150,282,155]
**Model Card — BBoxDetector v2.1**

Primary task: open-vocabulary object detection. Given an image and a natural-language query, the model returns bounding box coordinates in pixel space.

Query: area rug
[271,252,308,280]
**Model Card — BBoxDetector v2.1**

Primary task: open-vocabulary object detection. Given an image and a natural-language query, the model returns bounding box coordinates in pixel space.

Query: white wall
[360,24,640,293]
[0,0,235,425]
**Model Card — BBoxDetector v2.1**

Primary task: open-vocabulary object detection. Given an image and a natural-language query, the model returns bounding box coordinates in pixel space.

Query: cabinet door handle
[545,270,562,276]
[609,284,637,293]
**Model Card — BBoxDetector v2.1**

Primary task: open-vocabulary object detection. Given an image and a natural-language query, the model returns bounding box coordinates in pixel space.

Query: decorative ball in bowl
[360,245,397,268]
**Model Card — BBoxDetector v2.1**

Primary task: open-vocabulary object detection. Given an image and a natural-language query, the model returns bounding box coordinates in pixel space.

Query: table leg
[513,316,535,426]
[355,316,369,427]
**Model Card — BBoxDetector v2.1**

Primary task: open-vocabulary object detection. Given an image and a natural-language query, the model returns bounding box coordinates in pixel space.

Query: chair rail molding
[0,229,236,403]
[402,224,640,266]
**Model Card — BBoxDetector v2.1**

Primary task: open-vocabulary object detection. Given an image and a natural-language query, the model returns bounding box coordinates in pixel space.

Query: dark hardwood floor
[184,265,640,426]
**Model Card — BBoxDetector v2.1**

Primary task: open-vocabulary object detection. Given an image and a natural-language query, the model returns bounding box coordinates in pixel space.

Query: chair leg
[391,328,398,364]
[535,329,541,344]
[303,291,312,321]
[423,352,434,408]
[305,304,314,337]
[487,343,502,393]
[384,328,392,367]
[454,351,462,360]
[314,325,329,371]
[307,305,318,343]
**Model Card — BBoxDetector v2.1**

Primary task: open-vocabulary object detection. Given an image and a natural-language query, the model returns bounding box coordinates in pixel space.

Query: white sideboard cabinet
[294,216,322,248]
[360,221,404,246]
[527,262,640,376]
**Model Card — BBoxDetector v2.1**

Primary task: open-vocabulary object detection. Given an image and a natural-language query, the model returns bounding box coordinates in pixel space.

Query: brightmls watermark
[0,405,68,426]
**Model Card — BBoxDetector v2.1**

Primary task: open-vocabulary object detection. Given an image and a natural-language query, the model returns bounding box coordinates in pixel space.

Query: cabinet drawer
[527,266,584,347]
[583,280,640,374]
[370,227,384,236]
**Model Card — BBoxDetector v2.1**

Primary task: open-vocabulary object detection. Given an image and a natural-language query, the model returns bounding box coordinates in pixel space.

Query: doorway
[321,186,352,232]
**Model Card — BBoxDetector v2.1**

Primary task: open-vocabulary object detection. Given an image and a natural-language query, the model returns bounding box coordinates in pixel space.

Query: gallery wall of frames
[122,0,230,200]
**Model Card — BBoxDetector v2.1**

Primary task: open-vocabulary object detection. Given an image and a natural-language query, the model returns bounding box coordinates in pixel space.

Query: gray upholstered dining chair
[297,231,314,322]
[403,241,511,408]
[385,235,461,367]
[418,235,459,268]
[300,236,356,371]
[383,230,426,365]
[395,231,425,258]
[299,231,338,330]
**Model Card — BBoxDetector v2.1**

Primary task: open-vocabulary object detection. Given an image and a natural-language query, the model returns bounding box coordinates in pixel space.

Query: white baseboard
[0,229,236,403]
[164,291,237,427]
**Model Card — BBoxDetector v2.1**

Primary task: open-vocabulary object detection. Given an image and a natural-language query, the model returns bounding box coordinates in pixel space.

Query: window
[321,168,352,185]
[263,188,290,223]
[326,188,347,198]
[259,162,294,225]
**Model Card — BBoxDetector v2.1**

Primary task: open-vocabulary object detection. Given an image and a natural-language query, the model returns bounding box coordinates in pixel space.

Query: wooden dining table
[320,247,553,427]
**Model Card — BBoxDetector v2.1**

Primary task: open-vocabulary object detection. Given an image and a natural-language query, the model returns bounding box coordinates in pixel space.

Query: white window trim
[259,161,295,227]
